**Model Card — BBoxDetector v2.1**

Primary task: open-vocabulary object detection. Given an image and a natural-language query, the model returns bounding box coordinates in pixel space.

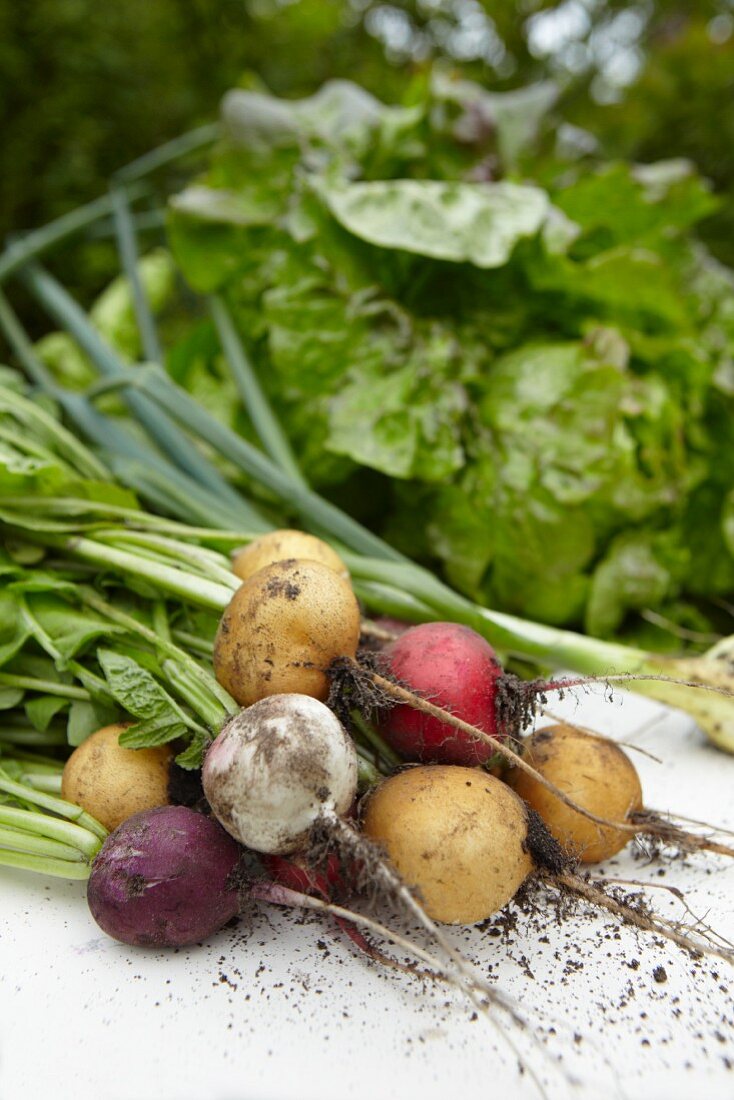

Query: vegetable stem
[110,185,163,364]
[0,184,147,283]
[0,804,103,859]
[0,824,84,862]
[210,294,306,484]
[0,673,89,701]
[21,262,258,521]
[0,774,107,842]
[0,848,92,879]
[350,710,402,769]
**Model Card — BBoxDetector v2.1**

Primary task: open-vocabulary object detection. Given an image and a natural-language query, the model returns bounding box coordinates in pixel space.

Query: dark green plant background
[2,1,733,263]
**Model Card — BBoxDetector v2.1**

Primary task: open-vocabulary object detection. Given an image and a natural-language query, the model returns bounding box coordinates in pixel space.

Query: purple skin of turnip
[87,805,242,947]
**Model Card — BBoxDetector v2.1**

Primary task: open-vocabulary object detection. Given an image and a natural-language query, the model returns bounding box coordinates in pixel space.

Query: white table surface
[1,683,733,1100]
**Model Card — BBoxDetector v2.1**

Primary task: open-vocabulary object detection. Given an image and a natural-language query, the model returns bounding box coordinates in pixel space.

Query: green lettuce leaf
[322,180,550,268]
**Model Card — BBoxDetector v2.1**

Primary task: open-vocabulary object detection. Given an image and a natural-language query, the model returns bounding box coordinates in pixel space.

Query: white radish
[202,694,358,854]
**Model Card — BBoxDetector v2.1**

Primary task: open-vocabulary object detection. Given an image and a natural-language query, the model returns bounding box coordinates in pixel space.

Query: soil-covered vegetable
[508,725,644,863]
[202,693,358,854]
[61,724,173,833]
[232,530,347,582]
[362,766,535,924]
[213,559,361,707]
[87,805,242,946]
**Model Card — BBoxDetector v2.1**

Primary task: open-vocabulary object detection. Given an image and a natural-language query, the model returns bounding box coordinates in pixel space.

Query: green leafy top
[159,74,733,639]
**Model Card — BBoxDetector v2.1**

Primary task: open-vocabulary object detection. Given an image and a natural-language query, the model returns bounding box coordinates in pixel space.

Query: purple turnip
[87,805,242,947]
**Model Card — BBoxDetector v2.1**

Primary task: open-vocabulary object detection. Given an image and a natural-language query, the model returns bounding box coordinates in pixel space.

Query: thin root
[629,809,734,859]
[552,870,734,963]
[309,808,558,1098]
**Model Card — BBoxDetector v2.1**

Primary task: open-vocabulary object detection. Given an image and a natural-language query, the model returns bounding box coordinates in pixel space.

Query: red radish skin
[88,806,242,947]
[262,853,345,899]
[379,622,504,766]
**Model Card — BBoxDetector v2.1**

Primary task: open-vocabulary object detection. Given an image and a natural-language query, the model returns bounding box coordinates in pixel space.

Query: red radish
[378,622,504,766]
[262,853,346,899]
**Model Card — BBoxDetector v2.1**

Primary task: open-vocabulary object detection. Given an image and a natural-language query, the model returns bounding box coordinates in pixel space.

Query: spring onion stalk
[112,123,219,184]
[88,209,167,240]
[0,289,265,532]
[20,263,258,520]
[105,454,270,532]
[0,324,111,482]
[19,266,405,562]
[0,123,216,284]
[209,294,306,485]
[110,185,163,365]
[0,183,148,283]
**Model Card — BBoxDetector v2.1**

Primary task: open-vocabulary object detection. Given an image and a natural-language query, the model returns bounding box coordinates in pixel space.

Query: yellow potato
[232,530,347,583]
[362,766,534,925]
[509,724,642,863]
[214,558,361,707]
[61,724,173,833]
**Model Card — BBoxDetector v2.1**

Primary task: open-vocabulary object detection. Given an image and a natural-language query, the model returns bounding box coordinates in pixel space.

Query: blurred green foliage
[2,1,733,257]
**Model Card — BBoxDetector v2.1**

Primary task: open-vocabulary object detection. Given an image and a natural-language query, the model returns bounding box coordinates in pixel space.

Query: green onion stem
[17,263,404,560]
[0,122,216,284]
[0,673,89,700]
[0,183,148,283]
[0,824,82,862]
[210,294,305,485]
[110,185,163,364]
[0,774,107,842]
[0,849,92,879]
[113,123,219,183]
[20,262,256,519]
[104,454,270,532]
[0,802,104,859]
[0,334,111,481]
[89,209,166,240]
